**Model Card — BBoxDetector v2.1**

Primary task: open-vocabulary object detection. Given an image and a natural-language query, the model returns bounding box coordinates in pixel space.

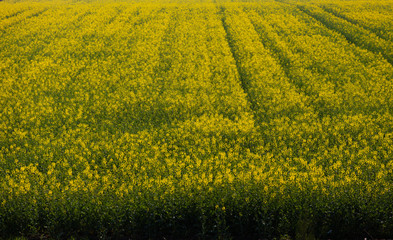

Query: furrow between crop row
[0,6,29,21]
[241,2,393,163]
[218,6,252,115]
[221,5,315,122]
[297,4,393,66]
[0,7,49,33]
[317,1,393,43]
[245,5,339,119]
[247,3,393,117]
[319,5,392,43]
[220,4,326,160]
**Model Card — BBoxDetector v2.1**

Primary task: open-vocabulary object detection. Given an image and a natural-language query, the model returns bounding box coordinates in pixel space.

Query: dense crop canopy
[1,0,393,239]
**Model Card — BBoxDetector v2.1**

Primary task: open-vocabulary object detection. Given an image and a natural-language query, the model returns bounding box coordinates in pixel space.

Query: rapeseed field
[1,0,393,239]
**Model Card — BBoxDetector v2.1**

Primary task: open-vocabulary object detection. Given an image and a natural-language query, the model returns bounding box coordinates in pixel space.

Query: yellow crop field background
[1,0,393,239]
